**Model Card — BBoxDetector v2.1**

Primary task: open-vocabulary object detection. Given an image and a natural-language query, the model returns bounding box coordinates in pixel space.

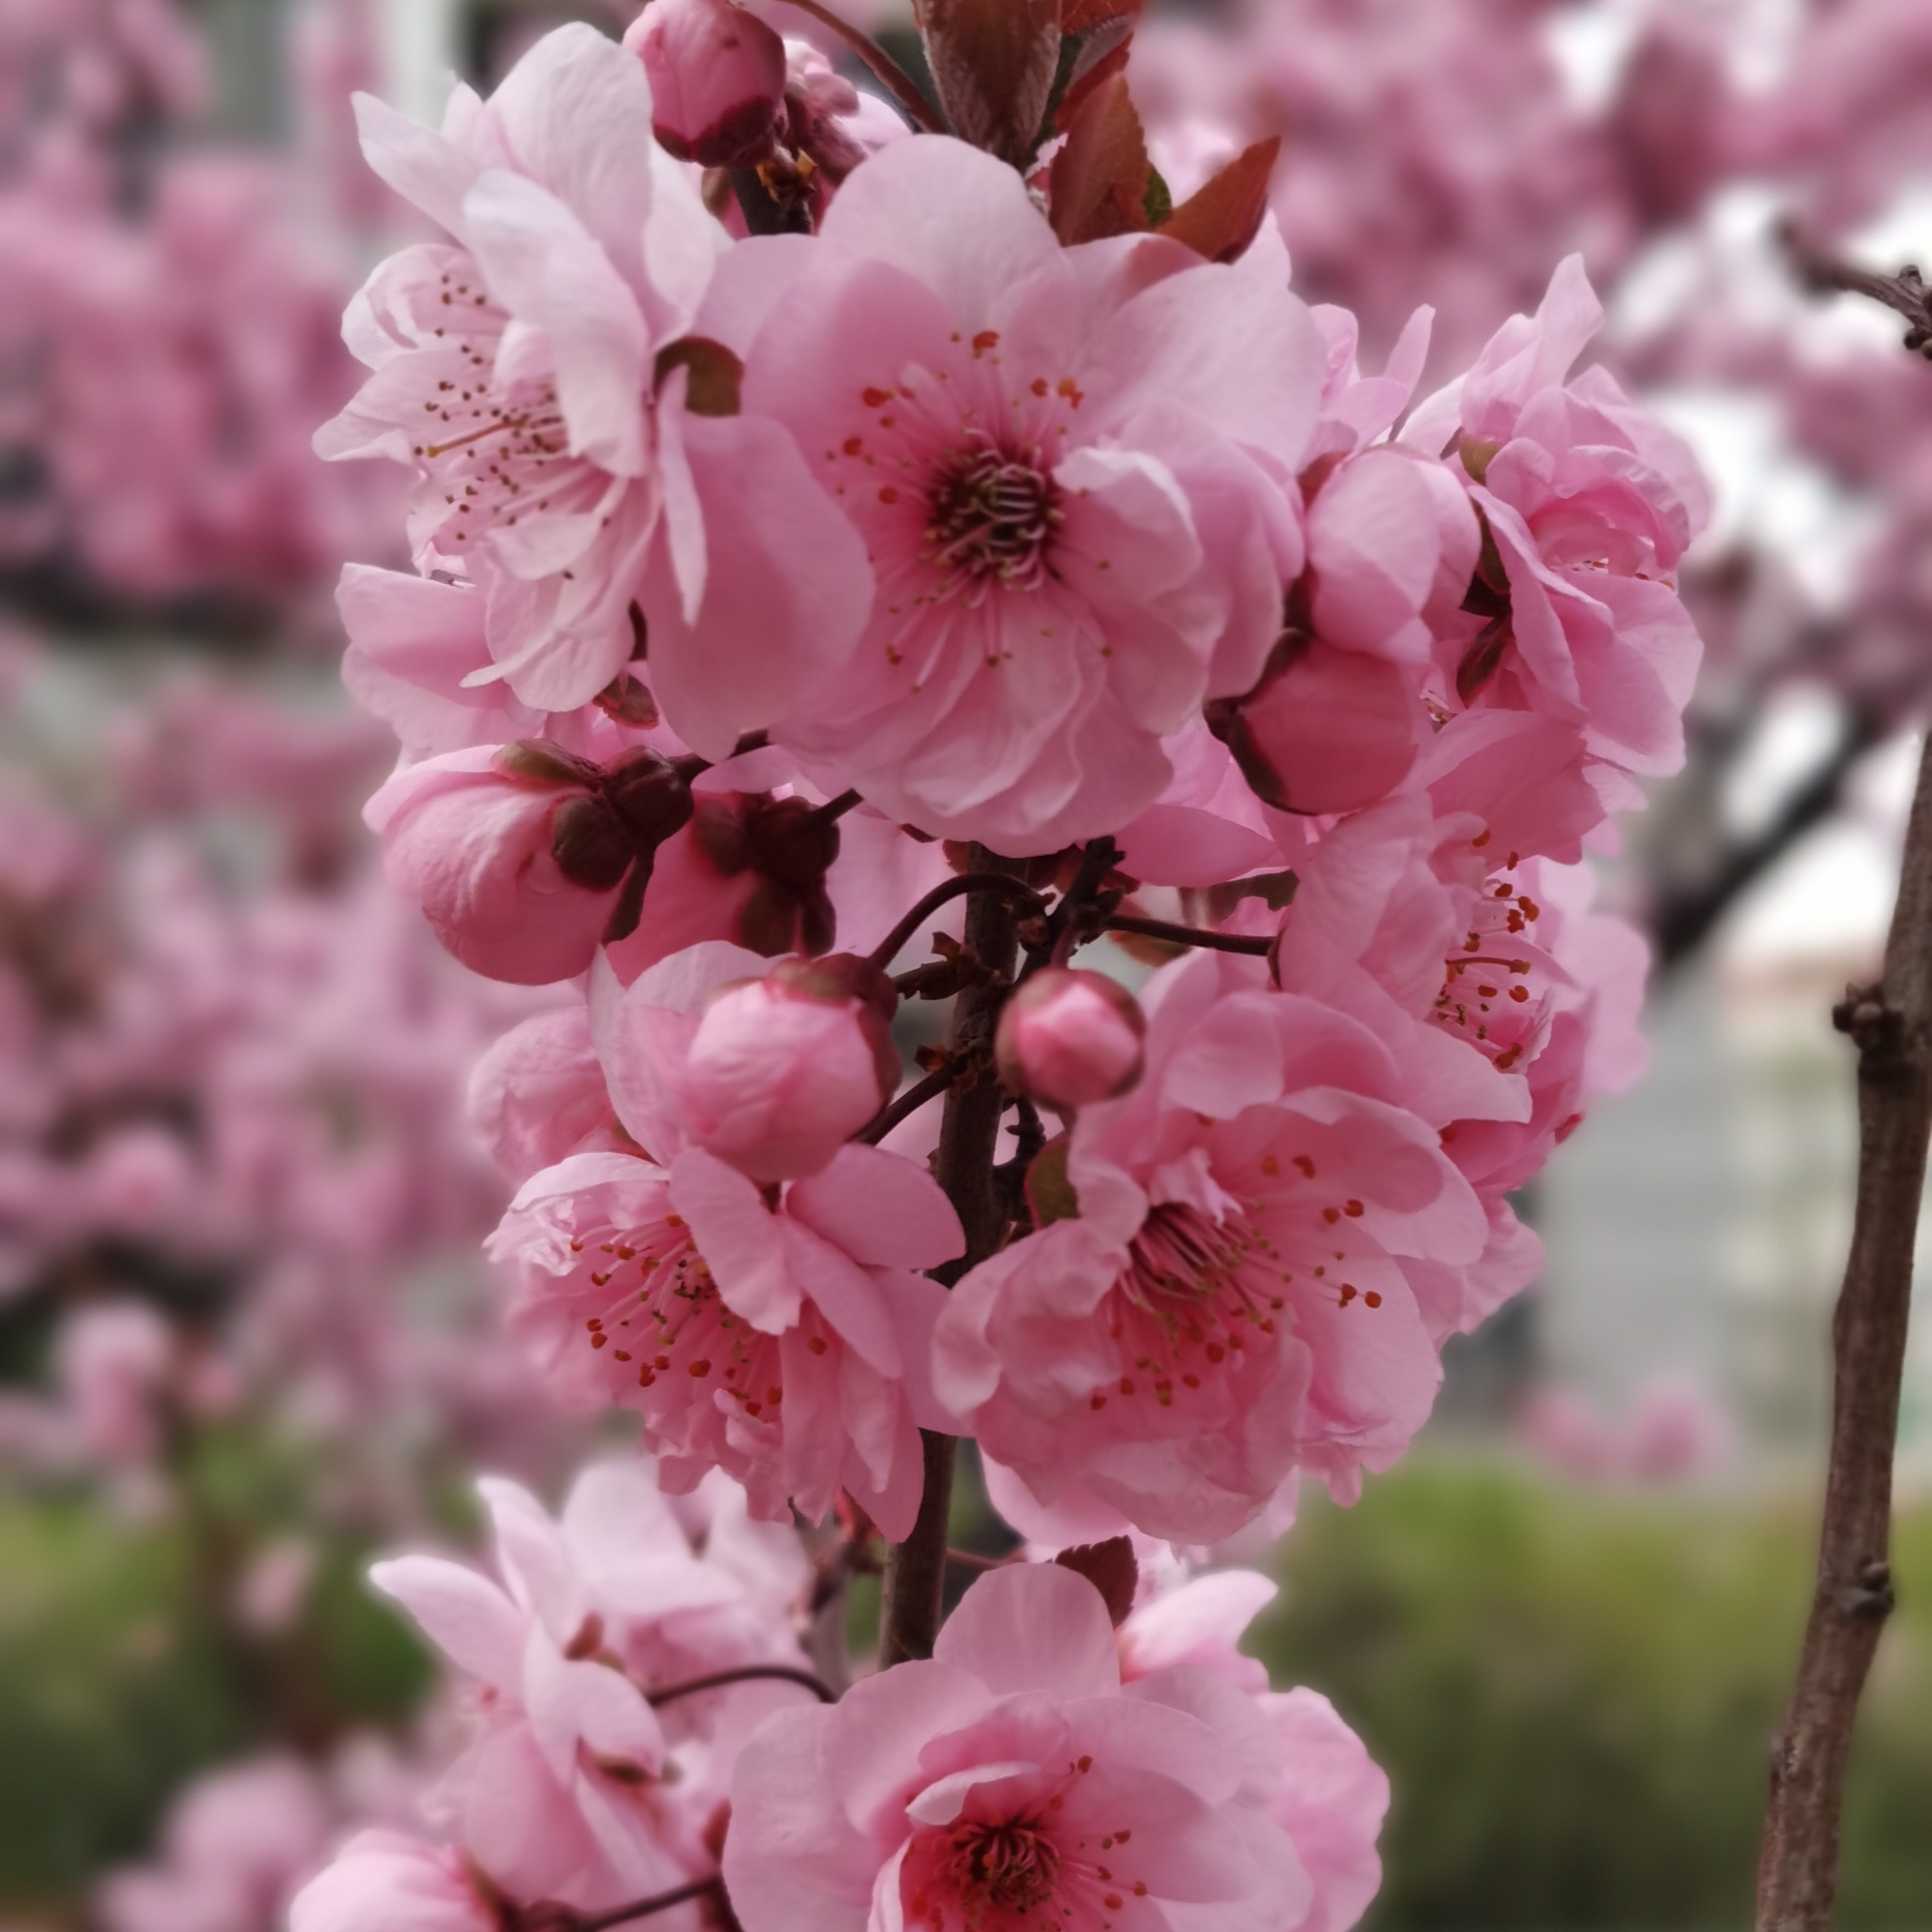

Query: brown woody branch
[876,845,1027,1667]
[1755,732,1932,1931]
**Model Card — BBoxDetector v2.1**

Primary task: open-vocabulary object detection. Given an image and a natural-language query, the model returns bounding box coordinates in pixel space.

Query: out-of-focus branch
[1754,731,1932,1931]
[1652,707,1881,974]
[1780,221,1932,359]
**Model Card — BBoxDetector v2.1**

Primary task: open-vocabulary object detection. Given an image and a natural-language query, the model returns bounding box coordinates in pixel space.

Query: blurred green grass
[0,1495,430,1923]
[1253,1460,1932,1930]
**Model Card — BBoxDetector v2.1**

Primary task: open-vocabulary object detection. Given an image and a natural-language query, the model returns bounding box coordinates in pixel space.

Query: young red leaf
[1157,136,1282,265]
[919,0,1062,167]
[1054,1537,1139,1628]
[1060,0,1139,33]
[1049,73,1152,246]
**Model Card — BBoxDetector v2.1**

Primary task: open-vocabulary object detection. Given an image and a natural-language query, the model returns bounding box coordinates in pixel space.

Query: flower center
[948,1818,1061,1917]
[922,435,1062,603]
[1433,861,1542,1073]
[575,1220,785,1421]
[1124,1201,1255,1307]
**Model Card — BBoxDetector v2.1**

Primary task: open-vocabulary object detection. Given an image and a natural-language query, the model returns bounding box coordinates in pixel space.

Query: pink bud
[363,738,633,981]
[676,954,898,1182]
[629,0,788,168]
[996,968,1146,1110]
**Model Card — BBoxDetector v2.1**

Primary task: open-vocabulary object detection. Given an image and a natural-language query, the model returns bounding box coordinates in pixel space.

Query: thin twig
[1755,732,1932,1932]
[1654,706,1880,974]
[767,0,948,133]
[1104,914,1274,957]
[814,789,865,825]
[867,872,1046,970]
[646,1663,835,1707]
[1045,837,1123,967]
[859,1066,958,1145]
[563,1875,724,1932]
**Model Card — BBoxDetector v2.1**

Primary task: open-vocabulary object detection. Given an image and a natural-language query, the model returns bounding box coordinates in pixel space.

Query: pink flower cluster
[0,657,564,1512]
[0,0,393,607]
[298,4,1708,1927]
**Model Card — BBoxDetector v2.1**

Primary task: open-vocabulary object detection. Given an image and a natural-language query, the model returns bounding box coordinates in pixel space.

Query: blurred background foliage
[1253,1461,1932,1931]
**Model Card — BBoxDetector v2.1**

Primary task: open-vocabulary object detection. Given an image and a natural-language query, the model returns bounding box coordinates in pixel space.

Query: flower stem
[860,1065,956,1145]
[867,872,1046,971]
[646,1664,836,1707]
[566,1875,724,1932]
[1104,914,1274,957]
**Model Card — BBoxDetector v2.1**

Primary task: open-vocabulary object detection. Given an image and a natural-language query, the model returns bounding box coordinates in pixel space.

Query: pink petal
[368,1556,524,1694]
[669,1147,801,1332]
[784,1145,964,1272]
[934,1563,1120,1700]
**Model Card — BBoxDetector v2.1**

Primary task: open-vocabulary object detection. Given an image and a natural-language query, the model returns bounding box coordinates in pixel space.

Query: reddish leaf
[1060,0,1139,33]
[920,0,1062,167]
[1049,73,1152,246]
[1157,136,1281,265]
[1055,1537,1138,1627]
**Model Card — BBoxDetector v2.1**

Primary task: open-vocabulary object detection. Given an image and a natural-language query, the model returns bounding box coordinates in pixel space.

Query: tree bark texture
[1755,731,1932,1931]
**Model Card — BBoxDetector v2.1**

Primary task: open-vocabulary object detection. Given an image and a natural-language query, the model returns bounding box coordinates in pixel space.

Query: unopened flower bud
[367,744,626,986]
[629,0,788,168]
[677,953,900,1181]
[996,968,1146,1110]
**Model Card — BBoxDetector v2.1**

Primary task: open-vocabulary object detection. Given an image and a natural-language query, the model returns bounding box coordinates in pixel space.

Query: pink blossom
[493,1140,961,1538]
[1117,1569,1278,1695]
[1208,636,1433,818]
[1304,448,1477,667]
[631,0,788,168]
[288,1832,495,1932]
[996,969,1147,1111]
[366,746,624,984]
[339,566,595,761]
[469,1003,619,1184]
[369,1477,694,1912]
[1268,1690,1389,1932]
[1403,256,1710,779]
[58,1300,175,1465]
[1114,1571,1387,1932]
[936,948,1491,1543]
[317,24,870,746]
[100,1756,333,1932]
[723,1561,1309,1932]
[725,134,1321,852]
[489,963,962,1536]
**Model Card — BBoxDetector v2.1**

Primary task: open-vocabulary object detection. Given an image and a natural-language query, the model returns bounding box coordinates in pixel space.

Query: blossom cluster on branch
[291,1,1708,1927]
